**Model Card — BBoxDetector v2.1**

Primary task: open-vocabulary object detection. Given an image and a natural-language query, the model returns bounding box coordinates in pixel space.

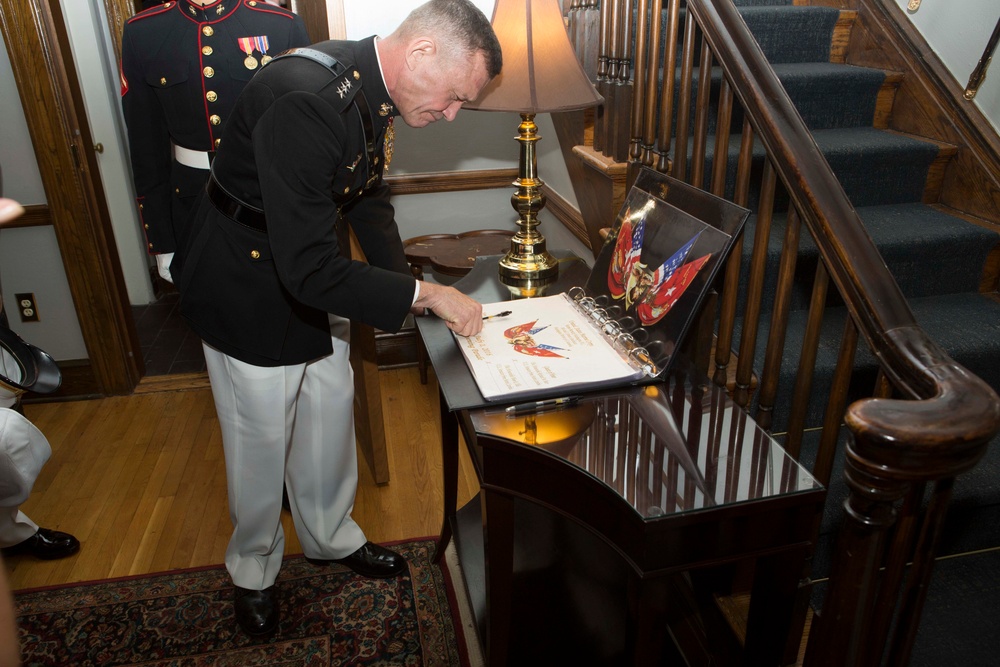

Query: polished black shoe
[1,528,80,560]
[327,542,407,578]
[233,586,279,636]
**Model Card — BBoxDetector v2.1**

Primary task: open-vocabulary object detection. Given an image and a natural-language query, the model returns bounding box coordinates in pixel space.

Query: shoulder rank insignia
[336,77,353,99]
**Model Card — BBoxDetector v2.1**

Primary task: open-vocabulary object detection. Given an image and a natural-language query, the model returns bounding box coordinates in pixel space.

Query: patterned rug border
[13,536,471,666]
[10,536,444,596]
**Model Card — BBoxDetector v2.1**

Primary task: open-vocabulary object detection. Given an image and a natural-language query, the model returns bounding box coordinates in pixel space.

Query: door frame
[0,0,141,396]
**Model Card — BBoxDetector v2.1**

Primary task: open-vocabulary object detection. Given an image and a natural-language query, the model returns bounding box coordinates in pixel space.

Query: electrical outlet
[14,292,39,322]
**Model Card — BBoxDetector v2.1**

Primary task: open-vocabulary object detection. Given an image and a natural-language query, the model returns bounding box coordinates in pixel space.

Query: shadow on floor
[131,292,205,376]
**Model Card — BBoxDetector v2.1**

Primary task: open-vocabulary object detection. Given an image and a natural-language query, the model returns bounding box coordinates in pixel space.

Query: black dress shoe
[233,586,279,635]
[324,542,407,578]
[1,528,80,560]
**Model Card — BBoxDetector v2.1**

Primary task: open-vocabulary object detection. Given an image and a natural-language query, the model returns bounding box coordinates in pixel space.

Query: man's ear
[404,38,436,71]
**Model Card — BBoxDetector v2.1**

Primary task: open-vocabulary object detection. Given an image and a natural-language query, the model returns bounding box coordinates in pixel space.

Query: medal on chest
[238,38,258,70]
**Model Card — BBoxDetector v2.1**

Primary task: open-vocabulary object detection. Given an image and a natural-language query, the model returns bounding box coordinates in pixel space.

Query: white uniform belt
[171,142,211,170]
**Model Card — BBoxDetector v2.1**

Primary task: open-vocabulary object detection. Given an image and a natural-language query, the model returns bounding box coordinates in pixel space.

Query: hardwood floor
[5,367,481,590]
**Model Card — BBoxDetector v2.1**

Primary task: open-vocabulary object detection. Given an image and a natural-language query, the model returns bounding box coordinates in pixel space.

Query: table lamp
[466,0,603,293]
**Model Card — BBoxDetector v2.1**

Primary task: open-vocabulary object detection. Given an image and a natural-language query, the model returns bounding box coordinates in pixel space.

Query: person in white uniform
[0,197,79,562]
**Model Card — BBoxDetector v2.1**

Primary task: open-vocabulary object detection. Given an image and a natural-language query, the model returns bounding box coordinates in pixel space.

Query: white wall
[342,0,496,39]
[893,0,1000,132]
[0,33,88,360]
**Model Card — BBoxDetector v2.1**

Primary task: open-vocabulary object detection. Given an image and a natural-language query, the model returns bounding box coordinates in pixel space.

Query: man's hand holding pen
[412,281,483,337]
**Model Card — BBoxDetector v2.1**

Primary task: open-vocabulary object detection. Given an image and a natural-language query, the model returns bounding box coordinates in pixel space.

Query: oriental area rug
[13,539,469,666]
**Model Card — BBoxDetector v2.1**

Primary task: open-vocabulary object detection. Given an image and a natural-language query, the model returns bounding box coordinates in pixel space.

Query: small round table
[403,229,514,279]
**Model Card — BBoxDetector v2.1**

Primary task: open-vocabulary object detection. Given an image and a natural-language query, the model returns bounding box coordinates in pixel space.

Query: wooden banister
[571,0,1000,662]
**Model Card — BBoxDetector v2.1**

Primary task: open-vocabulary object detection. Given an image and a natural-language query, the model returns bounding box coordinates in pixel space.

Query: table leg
[743,547,809,666]
[483,488,514,667]
[627,574,674,666]
[434,387,459,563]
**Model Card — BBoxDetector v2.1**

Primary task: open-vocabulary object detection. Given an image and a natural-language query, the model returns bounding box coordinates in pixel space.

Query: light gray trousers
[203,314,366,590]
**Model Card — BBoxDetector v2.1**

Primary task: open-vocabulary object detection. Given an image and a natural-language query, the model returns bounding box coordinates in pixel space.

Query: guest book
[453,168,750,402]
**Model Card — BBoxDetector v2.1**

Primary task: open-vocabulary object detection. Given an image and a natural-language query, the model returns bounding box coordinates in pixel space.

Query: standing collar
[358,36,398,120]
[180,0,236,22]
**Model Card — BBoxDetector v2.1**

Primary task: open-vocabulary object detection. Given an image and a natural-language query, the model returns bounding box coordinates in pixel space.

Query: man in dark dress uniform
[121,0,309,283]
[169,0,502,636]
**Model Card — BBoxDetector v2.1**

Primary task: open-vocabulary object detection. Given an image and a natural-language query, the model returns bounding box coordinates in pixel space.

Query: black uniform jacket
[121,0,309,255]
[172,38,416,367]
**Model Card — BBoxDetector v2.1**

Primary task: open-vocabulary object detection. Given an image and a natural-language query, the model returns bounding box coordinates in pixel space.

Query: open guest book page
[453,168,750,402]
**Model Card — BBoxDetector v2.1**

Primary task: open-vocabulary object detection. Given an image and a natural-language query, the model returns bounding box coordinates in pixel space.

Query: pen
[483,310,512,321]
[505,395,582,414]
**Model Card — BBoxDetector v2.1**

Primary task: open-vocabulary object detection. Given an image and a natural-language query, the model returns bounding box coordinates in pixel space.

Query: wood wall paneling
[846,0,1000,226]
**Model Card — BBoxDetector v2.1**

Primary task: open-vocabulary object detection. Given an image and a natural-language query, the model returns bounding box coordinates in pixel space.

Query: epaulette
[243,0,297,18]
[126,1,173,23]
[264,47,361,112]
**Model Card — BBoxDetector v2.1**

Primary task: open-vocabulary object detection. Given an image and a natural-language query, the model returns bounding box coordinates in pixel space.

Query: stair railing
[577,0,1000,664]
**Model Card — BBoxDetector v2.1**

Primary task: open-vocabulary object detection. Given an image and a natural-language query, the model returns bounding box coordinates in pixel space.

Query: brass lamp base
[498,112,560,298]
[498,233,559,298]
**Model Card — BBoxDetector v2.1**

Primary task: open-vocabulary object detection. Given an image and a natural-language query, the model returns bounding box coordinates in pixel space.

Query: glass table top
[469,366,822,520]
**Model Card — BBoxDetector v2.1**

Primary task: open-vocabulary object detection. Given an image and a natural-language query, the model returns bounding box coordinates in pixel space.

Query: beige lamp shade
[467,0,603,113]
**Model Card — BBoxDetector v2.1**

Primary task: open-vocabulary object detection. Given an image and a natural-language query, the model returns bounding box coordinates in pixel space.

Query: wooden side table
[416,255,826,665]
[403,230,514,383]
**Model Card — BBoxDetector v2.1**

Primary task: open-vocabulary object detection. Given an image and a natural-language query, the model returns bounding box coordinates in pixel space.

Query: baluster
[733,160,778,408]
[812,316,858,486]
[611,0,634,161]
[593,0,614,153]
[712,116,752,389]
[783,260,830,460]
[755,206,802,432]
[672,14,697,179]
[653,0,681,170]
[580,0,601,81]
[886,479,954,666]
[631,0,653,165]
[688,39,713,187]
[709,77,733,198]
[868,485,925,666]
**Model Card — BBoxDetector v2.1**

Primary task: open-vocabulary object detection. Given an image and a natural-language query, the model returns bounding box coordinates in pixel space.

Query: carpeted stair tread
[908,293,1000,394]
[654,4,843,75]
[766,63,887,130]
[665,63,889,134]
[737,292,1000,432]
[732,0,794,6]
[685,127,942,208]
[738,6,843,64]
[808,545,1000,665]
[811,128,943,206]
[736,203,999,314]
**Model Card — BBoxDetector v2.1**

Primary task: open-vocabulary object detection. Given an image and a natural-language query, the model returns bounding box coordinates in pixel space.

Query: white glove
[156,253,174,284]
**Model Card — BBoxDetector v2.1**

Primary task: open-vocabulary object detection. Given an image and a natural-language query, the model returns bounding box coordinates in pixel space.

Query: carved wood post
[804,441,907,666]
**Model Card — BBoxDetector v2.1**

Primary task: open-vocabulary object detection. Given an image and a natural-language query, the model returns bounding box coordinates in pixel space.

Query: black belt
[206,175,266,232]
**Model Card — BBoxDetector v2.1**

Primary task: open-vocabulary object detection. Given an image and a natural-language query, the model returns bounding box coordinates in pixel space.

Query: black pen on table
[483,310,512,321]
[505,395,582,414]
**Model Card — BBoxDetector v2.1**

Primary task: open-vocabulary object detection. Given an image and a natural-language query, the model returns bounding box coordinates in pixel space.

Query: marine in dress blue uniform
[168,0,501,636]
[120,0,309,273]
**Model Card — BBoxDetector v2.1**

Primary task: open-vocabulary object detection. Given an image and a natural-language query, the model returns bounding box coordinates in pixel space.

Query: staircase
[564,0,1000,664]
